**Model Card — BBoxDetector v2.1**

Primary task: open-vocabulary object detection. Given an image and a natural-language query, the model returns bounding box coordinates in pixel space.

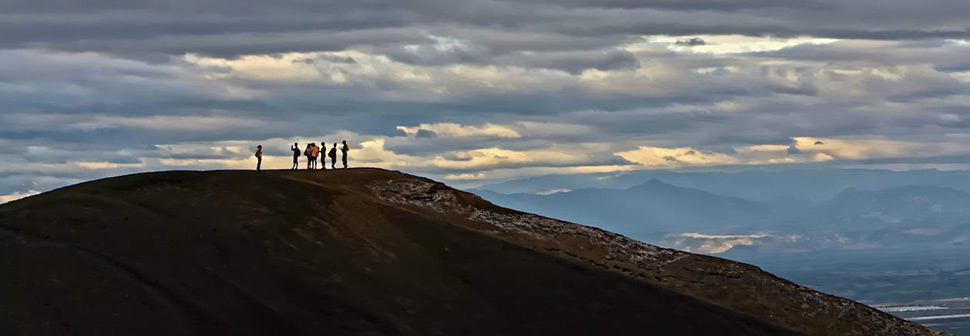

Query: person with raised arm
[290,143,300,170]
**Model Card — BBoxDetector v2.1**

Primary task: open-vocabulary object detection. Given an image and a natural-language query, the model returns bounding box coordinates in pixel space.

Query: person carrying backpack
[291,143,300,170]
[304,144,312,170]
[254,145,263,171]
[328,143,338,169]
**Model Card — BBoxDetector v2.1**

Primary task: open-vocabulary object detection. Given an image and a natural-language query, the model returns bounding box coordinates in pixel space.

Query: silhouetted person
[291,143,300,170]
[312,143,323,170]
[310,143,327,169]
[304,144,312,170]
[328,143,338,169]
[320,143,327,170]
[312,143,321,169]
[254,145,263,171]
[341,140,349,169]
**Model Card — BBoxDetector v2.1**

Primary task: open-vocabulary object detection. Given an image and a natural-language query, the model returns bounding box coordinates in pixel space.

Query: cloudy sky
[1,0,969,202]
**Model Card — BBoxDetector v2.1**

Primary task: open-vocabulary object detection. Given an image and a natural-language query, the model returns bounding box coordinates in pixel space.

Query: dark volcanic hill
[0,169,944,335]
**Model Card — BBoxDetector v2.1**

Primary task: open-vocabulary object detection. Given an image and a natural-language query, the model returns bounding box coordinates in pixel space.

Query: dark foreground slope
[0,169,941,336]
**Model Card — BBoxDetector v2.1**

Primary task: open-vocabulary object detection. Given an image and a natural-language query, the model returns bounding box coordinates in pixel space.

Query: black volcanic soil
[0,169,942,335]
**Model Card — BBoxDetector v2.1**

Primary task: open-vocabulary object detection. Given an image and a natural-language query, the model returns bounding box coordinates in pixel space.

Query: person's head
[333,143,338,147]
[342,140,347,144]
[257,145,262,149]
[294,142,298,146]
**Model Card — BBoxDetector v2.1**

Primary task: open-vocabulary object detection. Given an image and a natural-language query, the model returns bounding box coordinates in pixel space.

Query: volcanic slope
[0,169,943,335]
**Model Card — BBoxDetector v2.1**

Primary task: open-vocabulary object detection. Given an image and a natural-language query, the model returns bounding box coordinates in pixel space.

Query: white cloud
[642,35,840,54]
[616,146,739,168]
[535,189,572,195]
[666,232,802,254]
[0,190,39,204]
[397,123,522,138]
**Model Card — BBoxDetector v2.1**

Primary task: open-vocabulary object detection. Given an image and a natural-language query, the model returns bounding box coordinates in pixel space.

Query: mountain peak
[628,178,674,190]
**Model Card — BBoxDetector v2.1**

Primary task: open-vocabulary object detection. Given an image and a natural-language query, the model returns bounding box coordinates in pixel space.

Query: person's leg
[257,157,261,171]
[343,155,347,169]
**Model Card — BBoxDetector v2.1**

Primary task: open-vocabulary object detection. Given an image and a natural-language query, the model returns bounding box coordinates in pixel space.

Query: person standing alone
[254,145,263,171]
[341,140,350,169]
[291,143,300,170]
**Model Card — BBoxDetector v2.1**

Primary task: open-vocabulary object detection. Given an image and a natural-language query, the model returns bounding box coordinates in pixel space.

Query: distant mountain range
[819,186,970,227]
[473,175,970,251]
[473,179,770,235]
[476,169,970,202]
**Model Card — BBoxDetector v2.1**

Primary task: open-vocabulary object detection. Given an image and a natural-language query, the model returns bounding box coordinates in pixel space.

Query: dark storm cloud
[936,63,970,73]
[0,0,967,60]
[676,38,708,46]
[415,129,437,138]
[378,47,640,73]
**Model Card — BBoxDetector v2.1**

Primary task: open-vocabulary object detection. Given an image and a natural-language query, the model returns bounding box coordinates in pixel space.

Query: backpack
[329,148,337,158]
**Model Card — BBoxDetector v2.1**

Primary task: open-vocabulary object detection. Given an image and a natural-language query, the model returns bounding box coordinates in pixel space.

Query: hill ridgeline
[0,169,945,335]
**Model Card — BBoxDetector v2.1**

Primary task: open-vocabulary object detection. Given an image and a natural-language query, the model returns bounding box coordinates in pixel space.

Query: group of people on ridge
[252,140,350,171]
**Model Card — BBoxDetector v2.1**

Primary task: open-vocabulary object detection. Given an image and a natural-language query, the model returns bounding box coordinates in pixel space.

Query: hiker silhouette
[303,144,312,170]
[291,143,300,170]
[341,140,349,169]
[254,145,263,171]
[329,143,338,169]
[310,143,321,170]
[320,143,328,170]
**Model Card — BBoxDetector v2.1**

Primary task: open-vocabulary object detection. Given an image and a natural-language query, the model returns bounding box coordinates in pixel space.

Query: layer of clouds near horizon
[1,0,970,202]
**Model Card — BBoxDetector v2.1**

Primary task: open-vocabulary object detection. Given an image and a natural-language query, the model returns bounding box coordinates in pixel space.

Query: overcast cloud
[0,0,969,201]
